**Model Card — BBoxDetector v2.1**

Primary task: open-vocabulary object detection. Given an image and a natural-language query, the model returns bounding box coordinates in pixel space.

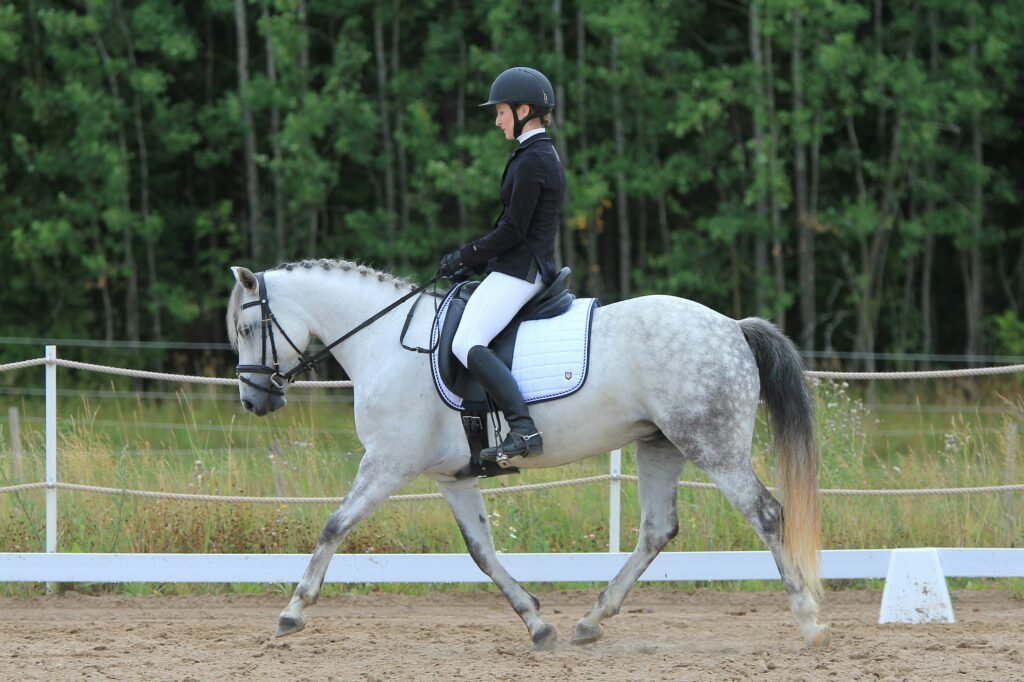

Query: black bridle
[235,271,441,396]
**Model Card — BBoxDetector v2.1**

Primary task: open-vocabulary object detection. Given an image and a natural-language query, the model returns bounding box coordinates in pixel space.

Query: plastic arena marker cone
[878,548,955,624]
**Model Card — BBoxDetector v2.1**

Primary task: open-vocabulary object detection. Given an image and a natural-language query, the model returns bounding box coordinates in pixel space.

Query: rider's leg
[468,345,543,460]
[452,272,542,367]
[452,272,543,461]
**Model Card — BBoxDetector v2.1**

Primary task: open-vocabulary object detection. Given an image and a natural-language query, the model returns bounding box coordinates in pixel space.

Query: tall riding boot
[466,345,543,465]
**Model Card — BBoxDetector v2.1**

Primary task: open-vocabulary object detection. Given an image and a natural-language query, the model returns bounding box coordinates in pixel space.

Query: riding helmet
[479,67,556,112]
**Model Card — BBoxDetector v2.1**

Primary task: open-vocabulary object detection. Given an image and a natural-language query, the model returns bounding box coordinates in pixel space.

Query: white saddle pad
[432,297,598,410]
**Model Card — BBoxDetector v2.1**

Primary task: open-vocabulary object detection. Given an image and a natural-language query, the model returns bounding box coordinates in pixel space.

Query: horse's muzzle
[241,394,286,416]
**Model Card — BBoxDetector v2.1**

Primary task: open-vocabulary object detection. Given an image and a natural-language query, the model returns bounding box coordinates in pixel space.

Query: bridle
[235,271,441,396]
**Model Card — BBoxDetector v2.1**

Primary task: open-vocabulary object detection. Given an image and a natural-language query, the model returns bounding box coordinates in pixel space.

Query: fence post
[1005,422,1018,536]
[45,345,57,595]
[609,449,621,553]
[8,406,23,483]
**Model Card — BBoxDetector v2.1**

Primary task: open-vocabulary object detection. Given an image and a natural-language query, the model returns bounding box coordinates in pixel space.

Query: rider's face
[494,103,533,140]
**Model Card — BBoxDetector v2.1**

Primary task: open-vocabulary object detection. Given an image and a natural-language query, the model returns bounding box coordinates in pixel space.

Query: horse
[226,258,831,650]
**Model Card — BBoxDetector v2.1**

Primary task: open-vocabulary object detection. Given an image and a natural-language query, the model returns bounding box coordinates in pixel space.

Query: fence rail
[1,548,1021,584]
[0,347,1021,588]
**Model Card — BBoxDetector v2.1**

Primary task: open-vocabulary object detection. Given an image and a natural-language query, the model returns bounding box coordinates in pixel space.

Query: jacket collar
[502,134,552,181]
[517,133,551,150]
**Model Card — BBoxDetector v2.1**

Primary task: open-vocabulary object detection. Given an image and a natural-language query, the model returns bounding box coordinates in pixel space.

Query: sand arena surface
[0,588,1021,681]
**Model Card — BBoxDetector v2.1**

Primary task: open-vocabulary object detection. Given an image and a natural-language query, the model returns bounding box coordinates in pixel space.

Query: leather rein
[235,271,441,396]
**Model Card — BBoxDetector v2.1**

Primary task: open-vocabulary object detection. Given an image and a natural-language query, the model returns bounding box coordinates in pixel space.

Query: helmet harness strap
[511,103,538,139]
[512,102,528,138]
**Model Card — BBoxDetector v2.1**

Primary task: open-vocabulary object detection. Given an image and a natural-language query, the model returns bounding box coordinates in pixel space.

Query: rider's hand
[438,249,464,279]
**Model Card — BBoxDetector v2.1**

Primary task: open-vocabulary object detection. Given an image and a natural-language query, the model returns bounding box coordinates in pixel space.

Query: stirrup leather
[481,431,543,468]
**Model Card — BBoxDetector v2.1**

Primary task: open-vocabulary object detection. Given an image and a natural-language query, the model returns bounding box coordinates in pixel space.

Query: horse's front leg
[276,462,416,637]
[438,478,558,651]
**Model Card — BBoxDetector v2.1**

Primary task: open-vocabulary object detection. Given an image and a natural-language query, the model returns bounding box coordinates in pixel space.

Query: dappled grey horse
[227,259,830,650]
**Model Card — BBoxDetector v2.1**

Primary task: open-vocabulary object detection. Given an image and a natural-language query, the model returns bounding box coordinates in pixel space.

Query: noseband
[235,271,441,396]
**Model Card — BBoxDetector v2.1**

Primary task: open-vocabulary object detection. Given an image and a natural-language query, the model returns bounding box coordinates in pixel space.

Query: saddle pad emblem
[431,296,598,410]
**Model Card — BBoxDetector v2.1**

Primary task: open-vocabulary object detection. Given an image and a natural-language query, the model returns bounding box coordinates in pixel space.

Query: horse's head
[228,266,311,416]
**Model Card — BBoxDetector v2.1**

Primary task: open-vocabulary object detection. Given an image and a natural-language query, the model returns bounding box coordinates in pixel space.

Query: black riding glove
[438,248,465,279]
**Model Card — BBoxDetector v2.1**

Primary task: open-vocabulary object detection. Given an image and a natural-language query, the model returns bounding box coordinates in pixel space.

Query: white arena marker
[878,548,955,624]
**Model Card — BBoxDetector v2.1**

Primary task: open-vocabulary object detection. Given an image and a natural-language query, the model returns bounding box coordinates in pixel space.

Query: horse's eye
[238,326,252,338]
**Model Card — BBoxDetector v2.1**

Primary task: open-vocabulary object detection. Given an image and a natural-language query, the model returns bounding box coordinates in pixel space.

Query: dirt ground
[0,588,1020,681]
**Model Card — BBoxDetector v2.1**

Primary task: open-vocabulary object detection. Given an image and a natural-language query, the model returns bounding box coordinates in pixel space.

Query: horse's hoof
[570,622,603,646]
[807,625,831,648]
[531,624,558,651]
[275,614,306,638]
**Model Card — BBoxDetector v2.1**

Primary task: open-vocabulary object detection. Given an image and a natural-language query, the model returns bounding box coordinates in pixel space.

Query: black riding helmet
[480,67,556,138]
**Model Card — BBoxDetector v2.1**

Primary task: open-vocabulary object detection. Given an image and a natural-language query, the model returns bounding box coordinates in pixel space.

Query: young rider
[438,66,565,463]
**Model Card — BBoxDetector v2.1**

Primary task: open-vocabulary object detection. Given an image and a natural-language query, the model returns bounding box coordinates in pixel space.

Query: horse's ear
[231,266,259,293]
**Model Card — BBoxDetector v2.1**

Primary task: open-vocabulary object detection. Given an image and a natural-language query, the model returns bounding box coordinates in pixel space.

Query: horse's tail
[739,317,821,599]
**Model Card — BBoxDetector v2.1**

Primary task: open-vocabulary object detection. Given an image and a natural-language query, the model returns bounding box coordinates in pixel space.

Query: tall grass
[0,379,1021,594]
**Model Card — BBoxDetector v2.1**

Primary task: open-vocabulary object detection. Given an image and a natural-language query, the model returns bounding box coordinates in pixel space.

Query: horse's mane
[227,258,418,350]
[270,258,417,290]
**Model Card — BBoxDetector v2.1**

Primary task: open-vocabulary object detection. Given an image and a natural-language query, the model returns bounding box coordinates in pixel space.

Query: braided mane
[271,258,417,290]
[227,258,419,350]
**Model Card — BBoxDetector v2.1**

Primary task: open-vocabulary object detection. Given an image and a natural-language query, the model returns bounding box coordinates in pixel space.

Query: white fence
[0,346,1022,590]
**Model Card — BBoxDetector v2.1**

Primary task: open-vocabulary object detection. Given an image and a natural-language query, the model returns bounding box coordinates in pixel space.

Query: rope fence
[806,364,1024,380]
[6,355,1024,385]
[0,351,1021,504]
[1,476,1023,503]
[0,357,351,388]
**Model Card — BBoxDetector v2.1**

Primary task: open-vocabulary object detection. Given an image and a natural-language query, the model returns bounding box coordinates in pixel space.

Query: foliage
[2,1,1024,373]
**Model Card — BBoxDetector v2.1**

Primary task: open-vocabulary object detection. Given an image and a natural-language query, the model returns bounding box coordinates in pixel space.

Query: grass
[0,376,1022,596]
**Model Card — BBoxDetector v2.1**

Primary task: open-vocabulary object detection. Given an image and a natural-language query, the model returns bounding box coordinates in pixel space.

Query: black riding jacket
[457,134,564,285]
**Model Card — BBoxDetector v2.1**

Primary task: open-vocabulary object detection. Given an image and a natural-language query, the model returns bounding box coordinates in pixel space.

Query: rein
[236,271,441,395]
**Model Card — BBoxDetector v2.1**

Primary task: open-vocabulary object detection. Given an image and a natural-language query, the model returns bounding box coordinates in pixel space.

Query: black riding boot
[466,345,543,464]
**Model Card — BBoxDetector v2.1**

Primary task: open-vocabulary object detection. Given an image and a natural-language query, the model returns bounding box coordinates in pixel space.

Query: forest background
[2,0,1024,379]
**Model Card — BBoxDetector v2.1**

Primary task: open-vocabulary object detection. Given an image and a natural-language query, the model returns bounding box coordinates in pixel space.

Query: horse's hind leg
[438,478,557,651]
[572,437,685,645]
[700,462,830,647]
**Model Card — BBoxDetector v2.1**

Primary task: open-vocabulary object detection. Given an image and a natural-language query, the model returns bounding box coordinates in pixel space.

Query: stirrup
[481,431,543,468]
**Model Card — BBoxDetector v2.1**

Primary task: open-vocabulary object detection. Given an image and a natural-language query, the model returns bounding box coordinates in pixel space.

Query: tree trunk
[553,0,572,272]
[658,189,670,282]
[115,0,160,343]
[578,10,601,298]
[964,12,984,364]
[455,0,468,243]
[93,230,114,341]
[874,0,886,171]
[91,29,139,343]
[793,6,815,355]
[297,0,317,255]
[262,0,286,259]
[392,0,410,268]
[921,5,939,357]
[373,4,398,267]
[749,0,769,317]
[611,37,630,299]
[235,0,262,263]
[764,12,785,330]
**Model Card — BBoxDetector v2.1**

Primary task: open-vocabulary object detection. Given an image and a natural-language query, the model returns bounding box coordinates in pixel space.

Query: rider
[438,66,565,463]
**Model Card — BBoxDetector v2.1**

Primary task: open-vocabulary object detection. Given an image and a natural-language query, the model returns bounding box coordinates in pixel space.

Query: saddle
[432,268,576,479]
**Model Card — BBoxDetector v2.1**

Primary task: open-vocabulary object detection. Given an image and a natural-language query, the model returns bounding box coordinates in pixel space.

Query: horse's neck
[268,268,410,382]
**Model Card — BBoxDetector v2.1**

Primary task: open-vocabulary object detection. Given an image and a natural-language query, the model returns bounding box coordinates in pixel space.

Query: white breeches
[452,272,543,368]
